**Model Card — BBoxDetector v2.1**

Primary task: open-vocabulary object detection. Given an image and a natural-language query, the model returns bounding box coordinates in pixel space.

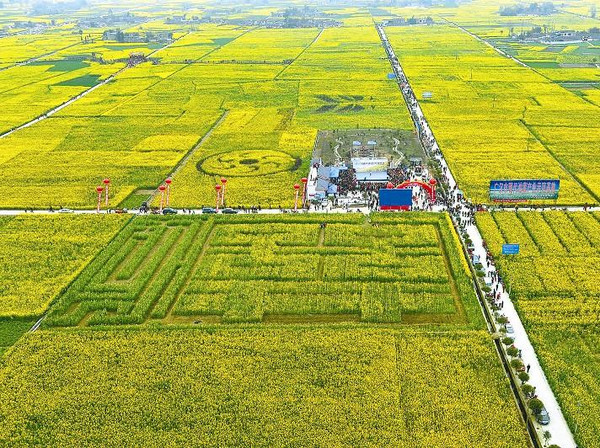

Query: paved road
[0,207,377,216]
[378,24,577,448]
[466,222,576,448]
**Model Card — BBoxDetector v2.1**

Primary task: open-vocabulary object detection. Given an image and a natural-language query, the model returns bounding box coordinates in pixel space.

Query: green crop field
[0,320,34,357]
[45,213,481,327]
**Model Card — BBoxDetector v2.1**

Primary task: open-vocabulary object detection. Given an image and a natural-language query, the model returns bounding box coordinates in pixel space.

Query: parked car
[505,323,514,334]
[222,208,238,214]
[162,208,177,215]
[202,207,216,214]
[537,408,550,425]
[57,208,74,213]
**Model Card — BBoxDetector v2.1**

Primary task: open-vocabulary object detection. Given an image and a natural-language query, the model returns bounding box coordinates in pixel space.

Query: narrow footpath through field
[145,110,230,205]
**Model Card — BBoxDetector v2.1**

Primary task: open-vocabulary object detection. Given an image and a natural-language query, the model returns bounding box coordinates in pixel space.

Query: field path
[0,66,127,140]
[275,28,324,79]
[145,110,229,204]
[0,203,598,216]
[316,226,326,280]
[164,221,217,320]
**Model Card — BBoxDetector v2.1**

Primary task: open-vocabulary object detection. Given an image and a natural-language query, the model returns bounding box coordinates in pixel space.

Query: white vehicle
[505,323,514,334]
[57,208,75,214]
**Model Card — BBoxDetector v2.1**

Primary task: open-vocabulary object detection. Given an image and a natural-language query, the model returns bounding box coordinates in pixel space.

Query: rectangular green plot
[55,74,101,87]
[45,213,478,327]
[0,319,34,355]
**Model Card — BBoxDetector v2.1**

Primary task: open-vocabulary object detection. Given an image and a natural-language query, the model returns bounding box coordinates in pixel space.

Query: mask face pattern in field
[197,150,300,177]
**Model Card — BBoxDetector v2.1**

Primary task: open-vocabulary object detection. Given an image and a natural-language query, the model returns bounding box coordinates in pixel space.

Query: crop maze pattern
[46,215,469,327]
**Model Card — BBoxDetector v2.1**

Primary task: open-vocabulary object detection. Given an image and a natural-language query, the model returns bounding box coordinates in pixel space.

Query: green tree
[528,398,544,415]
[518,372,529,384]
[543,430,551,446]
[521,383,535,397]
[510,359,524,370]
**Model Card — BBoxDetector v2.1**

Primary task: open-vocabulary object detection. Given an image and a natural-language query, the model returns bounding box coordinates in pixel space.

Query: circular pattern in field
[198,150,299,177]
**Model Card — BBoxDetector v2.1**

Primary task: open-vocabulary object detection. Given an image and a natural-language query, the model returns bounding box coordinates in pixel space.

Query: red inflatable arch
[396,179,437,201]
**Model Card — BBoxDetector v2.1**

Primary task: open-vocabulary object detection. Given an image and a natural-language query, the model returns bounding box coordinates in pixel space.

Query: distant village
[166,7,343,29]
[1,11,148,38]
[514,26,600,43]
[499,2,556,16]
[102,30,174,44]
[381,16,435,26]
[0,20,49,37]
[77,12,146,29]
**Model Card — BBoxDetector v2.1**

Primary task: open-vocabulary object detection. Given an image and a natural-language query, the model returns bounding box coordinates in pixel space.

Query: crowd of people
[335,168,357,195]
[387,167,408,185]
[332,166,415,198]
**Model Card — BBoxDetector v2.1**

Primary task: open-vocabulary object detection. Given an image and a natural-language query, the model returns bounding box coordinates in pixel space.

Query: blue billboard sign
[502,244,520,255]
[379,188,412,210]
[489,179,560,201]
